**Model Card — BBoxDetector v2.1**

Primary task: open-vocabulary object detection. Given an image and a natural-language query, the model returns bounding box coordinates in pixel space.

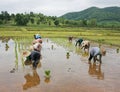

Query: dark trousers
[30,51,40,68]
[88,54,93,61]
[88,54,102,63]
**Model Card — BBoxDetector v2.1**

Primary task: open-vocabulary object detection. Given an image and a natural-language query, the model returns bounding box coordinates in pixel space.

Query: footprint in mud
[10,68,16,73]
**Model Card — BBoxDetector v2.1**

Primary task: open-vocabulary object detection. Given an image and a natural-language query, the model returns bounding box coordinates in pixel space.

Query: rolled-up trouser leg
[88,54,93,61]
[99,54,102,64]
[33,60,39,68]
[93,56,97,63]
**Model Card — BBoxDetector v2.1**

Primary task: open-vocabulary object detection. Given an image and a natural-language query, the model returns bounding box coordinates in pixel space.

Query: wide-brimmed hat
[100,48,106,56]
[22,50,31,57]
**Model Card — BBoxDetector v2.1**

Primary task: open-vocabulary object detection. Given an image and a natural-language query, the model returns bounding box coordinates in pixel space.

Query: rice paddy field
[0,26,120,92]
[0,36,120,92]
[0,26,120,47]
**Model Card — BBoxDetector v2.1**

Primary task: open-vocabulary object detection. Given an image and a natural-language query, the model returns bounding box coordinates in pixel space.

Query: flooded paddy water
[0,37,120,92]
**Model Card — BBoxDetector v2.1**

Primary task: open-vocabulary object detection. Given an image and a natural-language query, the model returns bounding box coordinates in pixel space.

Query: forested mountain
[61,6,120,22]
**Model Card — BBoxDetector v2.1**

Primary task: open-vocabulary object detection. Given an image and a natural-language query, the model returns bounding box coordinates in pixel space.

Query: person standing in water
[33,34,42,44]
[34,34,41,39]
[75,38,83,47]
[68,36,73,42]
[88,47,106,64]
[81,40,90,51]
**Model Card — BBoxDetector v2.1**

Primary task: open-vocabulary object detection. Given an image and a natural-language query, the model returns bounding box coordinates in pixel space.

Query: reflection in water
[68,41,72,46]
[44,70,51,83]
[44,77,51,83]
[10,68,16,73]
[47,38,49,42]
[81,51,89,57]
[0,37,10,51]
[88,63,104,80]
[23,70,40,90]
[66,55,70,59]
[66,52,70,59]
[5,43,9,51]
[51,45,54,50]
[116,48,119,53]
[14,42,18,69]
[75,47,81,55]
[66,42,74,52]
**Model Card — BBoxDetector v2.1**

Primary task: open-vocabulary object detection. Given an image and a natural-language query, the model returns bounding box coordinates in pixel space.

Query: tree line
[0,11,58,26]
[0,11,120,28]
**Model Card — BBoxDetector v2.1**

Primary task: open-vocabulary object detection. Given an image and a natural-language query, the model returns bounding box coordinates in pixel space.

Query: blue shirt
[75,38,83,46]
[90,47,101,56]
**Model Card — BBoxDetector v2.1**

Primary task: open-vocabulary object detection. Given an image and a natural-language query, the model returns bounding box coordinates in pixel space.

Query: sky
[0,0,120,16]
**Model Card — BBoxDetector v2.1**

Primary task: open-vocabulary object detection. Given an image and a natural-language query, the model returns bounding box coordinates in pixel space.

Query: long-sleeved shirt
[33,43,42,52]
[90,47,101,57]
[75,38,83,46]
[81,40,90,48]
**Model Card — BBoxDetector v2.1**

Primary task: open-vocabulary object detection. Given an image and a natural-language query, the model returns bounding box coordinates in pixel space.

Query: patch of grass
[0,26,120,47]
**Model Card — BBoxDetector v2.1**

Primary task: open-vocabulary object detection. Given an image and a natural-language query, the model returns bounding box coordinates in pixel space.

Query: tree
[30,12,34,17]
[88,19,97,27]
[0,19,2,24]
[0,11,10,23]
[15,13,29,26]
[82,19,87,26]
[54,20,59,26]
[37,19,40,25]
[48,21,51,26]
[30,18,34,24]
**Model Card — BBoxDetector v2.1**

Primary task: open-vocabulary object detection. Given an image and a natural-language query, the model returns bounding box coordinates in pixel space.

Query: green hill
[60,6,120,22]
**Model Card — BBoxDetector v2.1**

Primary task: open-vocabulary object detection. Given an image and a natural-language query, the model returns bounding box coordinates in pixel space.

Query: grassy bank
[0,26,120,47]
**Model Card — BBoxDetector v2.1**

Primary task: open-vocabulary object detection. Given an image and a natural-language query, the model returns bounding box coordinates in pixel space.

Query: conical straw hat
[22,50,31,57]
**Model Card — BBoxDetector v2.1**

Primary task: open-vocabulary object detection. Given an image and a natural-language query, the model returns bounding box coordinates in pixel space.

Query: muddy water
[0,37,120,92]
